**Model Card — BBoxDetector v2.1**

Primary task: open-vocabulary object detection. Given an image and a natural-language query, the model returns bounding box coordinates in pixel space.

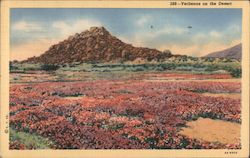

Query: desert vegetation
[9,61,241,149]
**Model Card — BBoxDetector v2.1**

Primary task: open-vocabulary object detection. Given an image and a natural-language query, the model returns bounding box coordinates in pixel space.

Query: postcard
[0,0,249,157]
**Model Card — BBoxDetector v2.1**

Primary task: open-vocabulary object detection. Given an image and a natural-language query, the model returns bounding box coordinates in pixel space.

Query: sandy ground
[179,117,240,144]
[144,78,241,83]
[201,93,241,99]
[64,96,83,100]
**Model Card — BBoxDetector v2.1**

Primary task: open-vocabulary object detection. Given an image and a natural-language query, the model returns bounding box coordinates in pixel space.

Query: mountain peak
[24,26,173,64]
[88,26,110,36]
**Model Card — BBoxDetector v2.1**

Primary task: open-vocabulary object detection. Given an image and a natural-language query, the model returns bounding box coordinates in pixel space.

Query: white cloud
[209,31,222,38]
[141,25,188,39]
[119,25,189,48]
[121,24,185,43]
[159,26,188,35]
[52,19,102,38]
[227,24,241,33]
[11,39,58,61]
[192,33,206,42]
[159,44,200,56]
[136,15,151,27]
[192,31,222,45]
[12,21,42,32]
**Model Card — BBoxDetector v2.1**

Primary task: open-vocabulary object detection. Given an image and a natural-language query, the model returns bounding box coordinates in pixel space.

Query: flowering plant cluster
[10,75,241,149]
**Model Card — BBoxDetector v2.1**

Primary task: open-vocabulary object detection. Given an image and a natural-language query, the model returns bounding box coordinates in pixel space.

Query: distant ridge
[24,26,173,64]
[204,44,242,60]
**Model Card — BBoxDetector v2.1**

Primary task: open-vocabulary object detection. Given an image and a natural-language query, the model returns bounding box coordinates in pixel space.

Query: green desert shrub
[228,68,241,78]
[10,128,54,149]
[41,64,60,71]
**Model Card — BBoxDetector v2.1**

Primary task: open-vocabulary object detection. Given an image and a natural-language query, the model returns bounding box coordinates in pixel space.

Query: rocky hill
[204,44,242,60]
[24,27,173,64]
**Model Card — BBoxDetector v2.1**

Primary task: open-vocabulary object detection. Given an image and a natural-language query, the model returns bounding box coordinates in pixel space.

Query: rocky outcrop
[25,27,172,64]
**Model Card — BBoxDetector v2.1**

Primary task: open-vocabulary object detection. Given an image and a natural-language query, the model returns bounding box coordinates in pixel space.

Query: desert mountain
[25,27,173,64]
[204,44,242,60]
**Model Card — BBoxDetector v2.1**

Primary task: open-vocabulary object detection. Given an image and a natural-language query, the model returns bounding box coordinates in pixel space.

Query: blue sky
[10,8,242,60]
